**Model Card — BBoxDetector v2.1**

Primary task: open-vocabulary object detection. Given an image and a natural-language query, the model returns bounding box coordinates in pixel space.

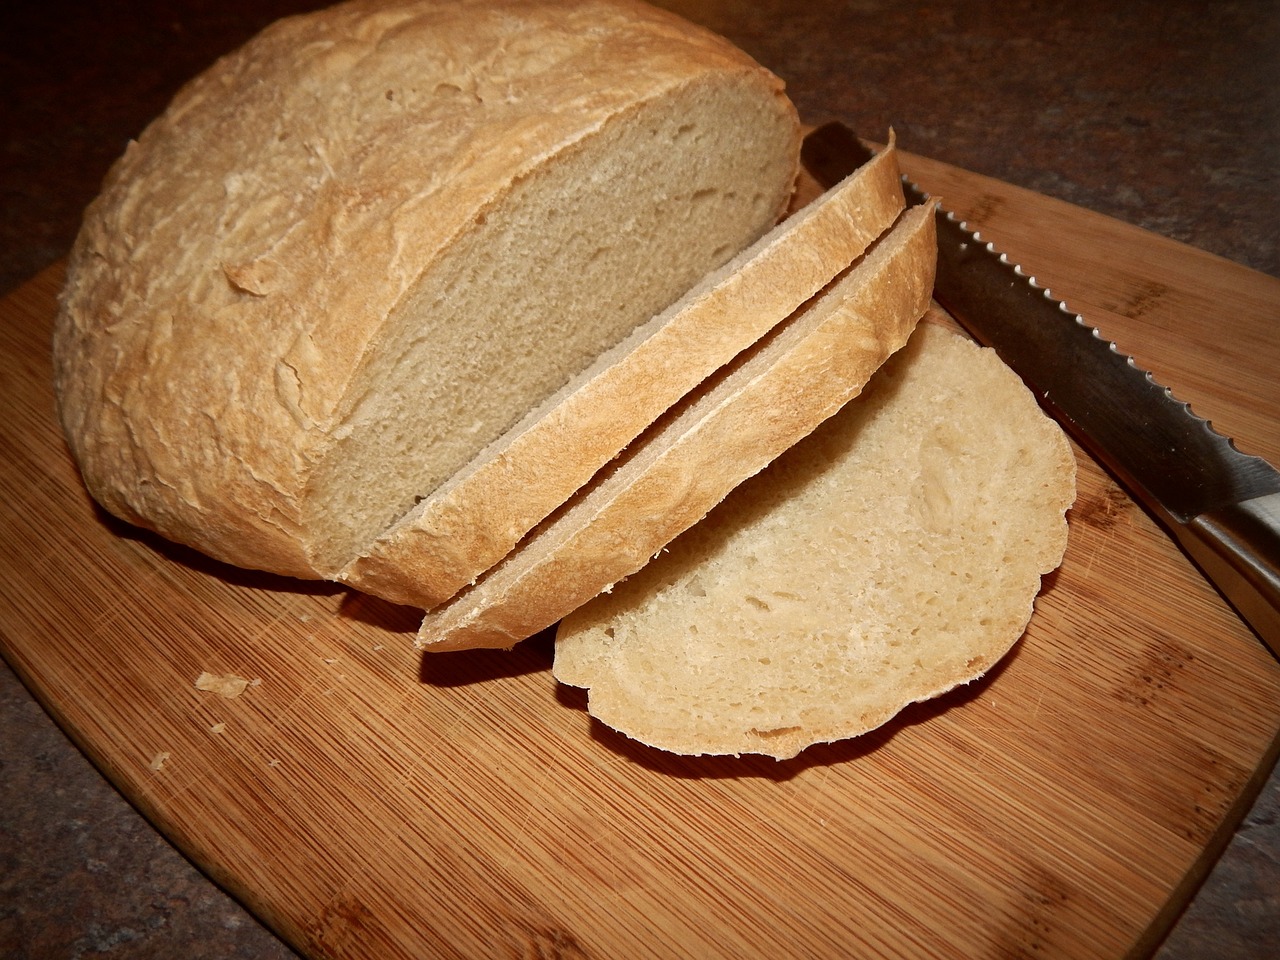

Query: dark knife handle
[1176,494,1280,659]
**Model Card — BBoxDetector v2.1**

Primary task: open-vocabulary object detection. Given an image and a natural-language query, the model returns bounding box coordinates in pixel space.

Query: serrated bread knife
[803,121,1280,660]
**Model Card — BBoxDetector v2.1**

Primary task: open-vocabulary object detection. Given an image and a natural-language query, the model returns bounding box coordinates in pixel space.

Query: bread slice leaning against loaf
[554,319,1078,759]
[417,201,938,652]
[342,136,906,610]
[52,0,801,581]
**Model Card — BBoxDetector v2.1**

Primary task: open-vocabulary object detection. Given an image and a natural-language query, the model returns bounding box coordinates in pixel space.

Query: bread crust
[417,202,938,651]
[343,138,905,609]
[52,0,799,579]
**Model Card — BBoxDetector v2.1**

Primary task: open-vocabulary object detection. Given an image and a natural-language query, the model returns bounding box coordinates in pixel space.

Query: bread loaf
[342,137,905,609]
[553,319,1077,759]
[52,0,800,580]
[418,202,938,651]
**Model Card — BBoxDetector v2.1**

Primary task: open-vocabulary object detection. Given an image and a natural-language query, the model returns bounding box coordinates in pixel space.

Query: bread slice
[553,320,1077,759]
[417,202,938,652]
[341,136,906,610]
[52,0,801,580]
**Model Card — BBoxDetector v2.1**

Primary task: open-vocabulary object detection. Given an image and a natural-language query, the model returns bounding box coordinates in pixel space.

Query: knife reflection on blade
[802,121,1280,659]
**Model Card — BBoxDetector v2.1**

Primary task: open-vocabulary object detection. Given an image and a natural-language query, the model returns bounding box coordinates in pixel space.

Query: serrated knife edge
[802,122,1280,659]
[929,204,1280,517]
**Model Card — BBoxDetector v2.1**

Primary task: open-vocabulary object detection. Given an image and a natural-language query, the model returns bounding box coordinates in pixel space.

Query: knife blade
[803,121,1280,659]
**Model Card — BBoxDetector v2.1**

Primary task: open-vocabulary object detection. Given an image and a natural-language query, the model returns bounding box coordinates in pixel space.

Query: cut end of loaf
[553,322,1077,760]
[305,71,801,576]
[341,121,907,613]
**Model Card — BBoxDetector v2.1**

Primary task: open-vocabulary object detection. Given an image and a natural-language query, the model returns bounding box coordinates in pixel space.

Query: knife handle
[1175,493,1280,660]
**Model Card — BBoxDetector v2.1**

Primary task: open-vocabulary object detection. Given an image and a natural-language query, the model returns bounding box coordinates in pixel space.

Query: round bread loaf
[53,0,800,579]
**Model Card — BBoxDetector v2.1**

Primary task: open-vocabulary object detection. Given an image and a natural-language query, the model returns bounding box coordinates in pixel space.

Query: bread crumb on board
[194,671,258,699]
[149,751,171,771]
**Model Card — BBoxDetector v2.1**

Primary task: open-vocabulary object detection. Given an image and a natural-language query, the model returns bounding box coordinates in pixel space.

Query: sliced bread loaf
[553,320,1077,759]
[52,0,800,580]
[417,201,938,652]
[341,136,905,609]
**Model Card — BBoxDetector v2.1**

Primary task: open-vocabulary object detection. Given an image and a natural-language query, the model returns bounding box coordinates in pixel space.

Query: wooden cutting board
[2,150,1278,960]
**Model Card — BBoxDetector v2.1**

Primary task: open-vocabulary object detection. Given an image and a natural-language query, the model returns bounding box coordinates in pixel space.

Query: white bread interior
[52,0,800,580]
[342,137,906,609]
[553,319,1077,759]
[418,201,938,651]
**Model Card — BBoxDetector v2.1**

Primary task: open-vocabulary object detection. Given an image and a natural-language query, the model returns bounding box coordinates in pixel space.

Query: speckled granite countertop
[1,1,1276,957]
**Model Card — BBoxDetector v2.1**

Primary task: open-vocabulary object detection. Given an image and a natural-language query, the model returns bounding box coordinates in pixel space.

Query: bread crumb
[195,671,253,698]
[149,751,171,771]
[209,722,227,734]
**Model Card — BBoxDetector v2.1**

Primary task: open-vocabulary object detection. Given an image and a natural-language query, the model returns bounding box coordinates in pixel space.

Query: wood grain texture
[2,154,1279,960]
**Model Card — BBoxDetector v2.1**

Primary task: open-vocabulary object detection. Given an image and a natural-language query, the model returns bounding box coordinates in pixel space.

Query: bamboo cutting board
[2,150,1279,960]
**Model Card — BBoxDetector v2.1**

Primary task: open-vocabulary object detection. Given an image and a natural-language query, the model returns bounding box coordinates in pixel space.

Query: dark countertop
[1,1,1276,957]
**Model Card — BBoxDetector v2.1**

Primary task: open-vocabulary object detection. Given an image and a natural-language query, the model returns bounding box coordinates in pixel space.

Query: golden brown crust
[53,0,798,578]
[416,202,938,651]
